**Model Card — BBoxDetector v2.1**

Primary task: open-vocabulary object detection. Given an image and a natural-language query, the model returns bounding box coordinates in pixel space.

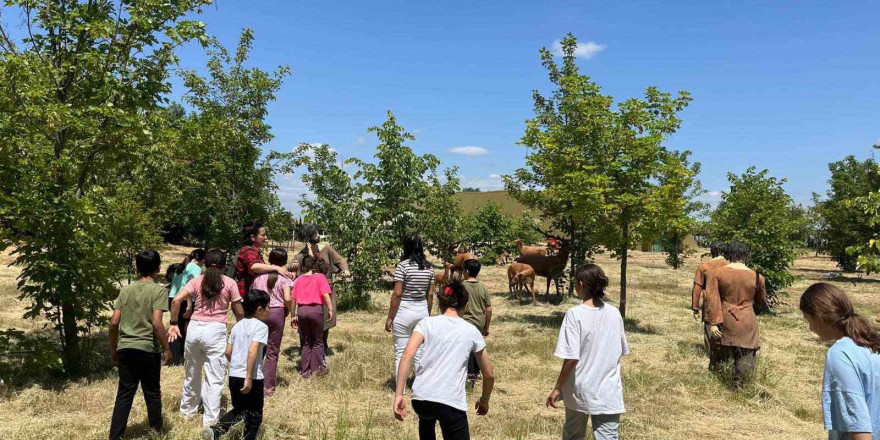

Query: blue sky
[17,1,880,214]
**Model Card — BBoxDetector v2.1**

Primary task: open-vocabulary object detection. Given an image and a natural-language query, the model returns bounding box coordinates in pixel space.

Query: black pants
[210,377,264,440]
[169,297,189,365]
[467,352,481,377]
[412,400,470,440]
[109,349,162,440]
[709,341,758,388]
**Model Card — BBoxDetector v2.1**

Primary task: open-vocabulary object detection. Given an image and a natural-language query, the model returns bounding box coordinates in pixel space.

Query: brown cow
[507,262,536,304]
[515,238,546,257]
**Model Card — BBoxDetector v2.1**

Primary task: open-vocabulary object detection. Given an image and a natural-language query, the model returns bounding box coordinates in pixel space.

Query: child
[546,264,628,440]
[201,289,271,440]
[250,247,294,396]
[109,250,173,440]
[393,280,495,440]
[800,283,880,440]
[460,259,492,381]
[290,255,334,377]
[168,248,244,428]
[168,248,206,365]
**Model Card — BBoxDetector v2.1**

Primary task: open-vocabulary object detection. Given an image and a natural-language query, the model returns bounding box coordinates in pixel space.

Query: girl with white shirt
[386,234,435,382]
[546,264,629,440]
[394,280,495,440]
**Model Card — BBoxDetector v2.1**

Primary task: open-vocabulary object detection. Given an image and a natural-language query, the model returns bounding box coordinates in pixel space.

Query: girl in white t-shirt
[393,280,495,440]
[546,264,629,440]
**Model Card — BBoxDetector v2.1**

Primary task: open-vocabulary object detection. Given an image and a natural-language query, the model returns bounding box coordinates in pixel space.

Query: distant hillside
[454,190,553,230]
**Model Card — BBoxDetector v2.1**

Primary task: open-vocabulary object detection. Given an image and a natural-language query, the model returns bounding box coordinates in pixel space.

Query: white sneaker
[200,427,215,440]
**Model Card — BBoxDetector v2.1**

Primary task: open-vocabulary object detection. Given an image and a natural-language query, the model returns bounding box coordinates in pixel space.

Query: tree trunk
[61,300,82,376]
[619,217,629,319]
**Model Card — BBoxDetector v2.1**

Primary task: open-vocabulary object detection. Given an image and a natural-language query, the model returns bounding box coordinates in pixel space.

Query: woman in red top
[235,220,294,295]
[290,255,334,378]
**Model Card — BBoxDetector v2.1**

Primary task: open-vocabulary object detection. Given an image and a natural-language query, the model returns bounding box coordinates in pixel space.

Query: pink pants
[263,307,286,394]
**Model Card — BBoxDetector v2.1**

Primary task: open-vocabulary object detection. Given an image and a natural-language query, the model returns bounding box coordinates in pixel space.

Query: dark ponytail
[202,249,227,299]
[177,248,206,274]
[800,282,880,353]
[401,233,428,270]
[267,247,288,290]
[575,263,609,300]
[437,280,469,311]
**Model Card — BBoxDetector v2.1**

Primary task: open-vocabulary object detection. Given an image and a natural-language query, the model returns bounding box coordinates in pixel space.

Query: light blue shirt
[823,337,880,439]
[169,262,202,298]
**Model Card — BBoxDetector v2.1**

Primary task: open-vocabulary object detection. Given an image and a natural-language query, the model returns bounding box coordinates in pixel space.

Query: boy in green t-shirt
[108,250,173,440]
[461,259,492,381]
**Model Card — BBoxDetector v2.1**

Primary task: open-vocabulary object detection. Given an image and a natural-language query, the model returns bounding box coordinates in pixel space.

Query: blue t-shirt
[823,337,880,439]
[169,262,202,298]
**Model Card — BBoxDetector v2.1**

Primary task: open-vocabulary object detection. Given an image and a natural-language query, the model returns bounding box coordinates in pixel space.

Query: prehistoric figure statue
[691,243,730,352]
[703,242,767,388]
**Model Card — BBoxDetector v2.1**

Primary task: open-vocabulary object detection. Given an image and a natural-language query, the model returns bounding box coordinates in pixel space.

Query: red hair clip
[444,286,453,296]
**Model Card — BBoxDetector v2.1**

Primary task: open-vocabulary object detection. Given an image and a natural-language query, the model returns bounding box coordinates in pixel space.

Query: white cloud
[551,39,606,60]
[449,146,488,156]
[460,175,505,192]
[706,191,723,197]
[355,136,366,146]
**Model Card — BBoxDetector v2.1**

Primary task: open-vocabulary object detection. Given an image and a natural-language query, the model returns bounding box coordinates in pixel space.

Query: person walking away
[691,243,729,357]
[108,250,174,440]
[460,259,492,382]
[290,223,350,361]
[386,234,435,384]
[168,248,205,365]
[168,249,244,428]
[393,280,495,440]
[201,289,271,440]
[290,255,334,377]
[546,264,629,440]
[235,220,295,296]
[250,247,294,396]
[703,242,767,388]
[800,282,880,440]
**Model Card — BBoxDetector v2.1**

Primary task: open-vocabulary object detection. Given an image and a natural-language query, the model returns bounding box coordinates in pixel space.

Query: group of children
[109,245,335,440]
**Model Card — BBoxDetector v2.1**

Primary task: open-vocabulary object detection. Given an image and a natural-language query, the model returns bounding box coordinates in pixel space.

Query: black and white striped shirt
[393,259,434,301]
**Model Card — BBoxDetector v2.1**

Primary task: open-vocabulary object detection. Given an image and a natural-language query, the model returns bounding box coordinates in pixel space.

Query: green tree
[507,34,694,316]
[169,29,290,255]
[0,0,211,375]
[655,154,707,269]
[814,156,880,271]
[465,202,514,264]
[419,168,465,263]
[709,167,805,302]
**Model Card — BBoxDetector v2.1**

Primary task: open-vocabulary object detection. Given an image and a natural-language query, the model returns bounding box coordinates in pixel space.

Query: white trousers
[563,408,620,440]
[393,300,428,383]
[179,320,228,427]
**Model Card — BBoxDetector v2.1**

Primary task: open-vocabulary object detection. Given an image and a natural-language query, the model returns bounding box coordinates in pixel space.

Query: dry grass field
[0,246,875,439]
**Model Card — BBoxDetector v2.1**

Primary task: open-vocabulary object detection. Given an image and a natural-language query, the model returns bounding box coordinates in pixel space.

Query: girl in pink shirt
[168,249,244,427]
[290,256,333,377]
[250,248,294,395]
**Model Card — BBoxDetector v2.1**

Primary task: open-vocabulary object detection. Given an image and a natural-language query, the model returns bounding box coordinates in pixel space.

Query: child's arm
[241,341,261,394]
[546,359,578,408]
[393,332,425,420]
[483,306,493,336]
[322,292,334,323]
[231,301,245,322]
[225,343,233,363]
[474,348,495,415]
[426,281,434,316]
[168,289,192,342]
[109,309,122,366]
[151,309,173,366]
[283,285,293,313]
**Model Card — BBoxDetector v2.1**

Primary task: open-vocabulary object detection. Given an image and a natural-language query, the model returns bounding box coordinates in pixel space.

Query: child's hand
[385,317,393,333]
[546,388,562,408]
[327,308,335,323]
[167,325,181,343]
[475,397,489,415]
[241,378,252,394]
[290,316,298,329]
[393,394,407,420]
[482,328,490,337]
[162,348,174,366]
[111,351,119,367]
